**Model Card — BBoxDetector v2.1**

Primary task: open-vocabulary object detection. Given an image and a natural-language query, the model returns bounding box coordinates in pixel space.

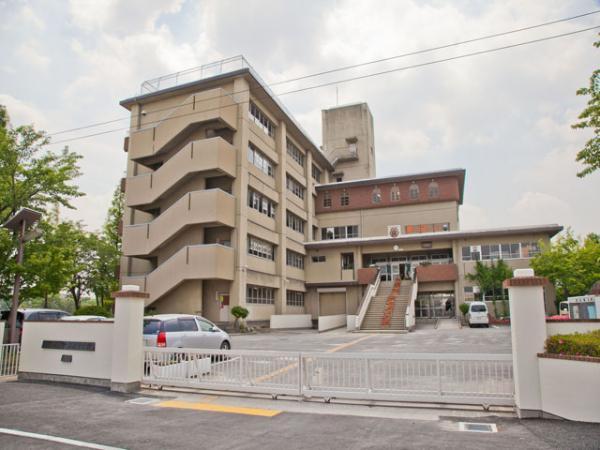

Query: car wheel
[220,340,231,350]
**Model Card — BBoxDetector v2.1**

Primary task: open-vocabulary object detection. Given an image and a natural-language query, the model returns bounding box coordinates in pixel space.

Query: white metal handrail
[356,272,381,329]
[405,277,419,329]
[0,344,20,378]
[142,347,514,406]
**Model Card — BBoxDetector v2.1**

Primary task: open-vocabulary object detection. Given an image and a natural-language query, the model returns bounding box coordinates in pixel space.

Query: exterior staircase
[360,279,413,332]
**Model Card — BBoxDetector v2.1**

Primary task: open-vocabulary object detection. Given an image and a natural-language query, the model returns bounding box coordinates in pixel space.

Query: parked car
[143,314,231,350]
[60,315,108,321]
[1,308,71,342]
[466,302,489,328]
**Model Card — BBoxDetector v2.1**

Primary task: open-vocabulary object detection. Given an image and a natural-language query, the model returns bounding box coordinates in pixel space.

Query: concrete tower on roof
[322,103,376,182]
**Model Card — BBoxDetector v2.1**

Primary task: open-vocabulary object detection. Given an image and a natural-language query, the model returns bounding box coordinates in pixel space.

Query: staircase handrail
[356,270,381,329]
[405,276,418,330]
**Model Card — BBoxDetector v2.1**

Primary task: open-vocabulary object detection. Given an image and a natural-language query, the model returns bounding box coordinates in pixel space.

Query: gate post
[110,285,149,393]
[503,268,548,418]
[0,321,5,344]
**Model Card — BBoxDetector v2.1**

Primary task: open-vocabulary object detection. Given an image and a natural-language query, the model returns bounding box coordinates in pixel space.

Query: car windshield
[143,320,161,334]
[471,304,487,312]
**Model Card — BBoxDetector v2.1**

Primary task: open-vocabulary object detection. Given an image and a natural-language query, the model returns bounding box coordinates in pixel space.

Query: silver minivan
[143,314,231,350]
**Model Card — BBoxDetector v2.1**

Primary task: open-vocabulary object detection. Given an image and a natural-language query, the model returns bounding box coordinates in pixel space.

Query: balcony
[123,189,235,257]
[122,244,234,305]
[415,263,458,283]
[128,87,238,161]
[125,137,236,208]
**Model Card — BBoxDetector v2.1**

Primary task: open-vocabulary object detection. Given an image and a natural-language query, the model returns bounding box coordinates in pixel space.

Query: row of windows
[286,139,305,167]
[286,290,305,307]
[286,210,305,234]
[405,223,450,234]
[248,235,275,260]
[462,242,541,261]
[286,174,305,199]
[246,285,275,304]
[249,102,275,137]
[247,142,275,177]
[321,225,359,240]
[286,249,305,269]
[248,189,276,218]
[322,181,442,208]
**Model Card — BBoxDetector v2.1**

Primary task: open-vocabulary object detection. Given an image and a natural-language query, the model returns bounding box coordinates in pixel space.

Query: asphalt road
[230,324,513,354]
[1,381,599,450]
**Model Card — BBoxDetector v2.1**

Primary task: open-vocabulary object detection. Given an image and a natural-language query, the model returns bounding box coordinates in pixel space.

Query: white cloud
[20,5,45,30]
[460,203,491,230]
[16,40,50,69]
[508,192,571,226]
[0,94,48,129]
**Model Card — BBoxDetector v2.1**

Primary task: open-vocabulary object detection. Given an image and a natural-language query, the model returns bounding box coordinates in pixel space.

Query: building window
[321,225,359,240]
[286,174,305,199]
[286,210,305,234]
[247,142,274,177]
[464,286,475,301]
[248,189,276,218]
[371,186,381,204]
[341,253,354,270]
[286,290,304,307]
[502,243,521,259]
[247,285,275,305]
[249,102,275,137]
[521,242,540,258]
[248,235,275,261]
[311,255,326,263]
[323,191,331,207]
[346,138,358,154]
[286,249,304,269]
[286,139,305,167]
[428,180,440,198]
[311,164,322,183]
[405,223,449,234]
[409,182,420,200]
[390,185,400,201]
[340,190,349,206]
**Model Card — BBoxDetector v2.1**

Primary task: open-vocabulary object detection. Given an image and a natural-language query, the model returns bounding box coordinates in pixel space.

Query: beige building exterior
[119,57,561,327]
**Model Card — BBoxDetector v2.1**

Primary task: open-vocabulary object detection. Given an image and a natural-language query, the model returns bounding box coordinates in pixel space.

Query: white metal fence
[0,344,20,378]
[143,348,514,406]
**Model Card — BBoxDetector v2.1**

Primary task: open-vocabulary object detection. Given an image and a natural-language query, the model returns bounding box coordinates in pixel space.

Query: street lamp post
[2,208,42,344]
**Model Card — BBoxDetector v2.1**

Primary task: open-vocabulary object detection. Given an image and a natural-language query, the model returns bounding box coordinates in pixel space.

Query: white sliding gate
[0,344,20,378]
[143,348,514,406]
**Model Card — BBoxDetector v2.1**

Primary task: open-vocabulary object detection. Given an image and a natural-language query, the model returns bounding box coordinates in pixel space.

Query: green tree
[531,231,600,305]
[0,105,83,330]
[65,225,97,310]
[572,36,600,177]
[466,259,513,316]
[21,221,74,308]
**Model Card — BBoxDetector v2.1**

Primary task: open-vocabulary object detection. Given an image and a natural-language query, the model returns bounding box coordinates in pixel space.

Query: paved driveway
[231,324,512,354]
[1,381,599,450]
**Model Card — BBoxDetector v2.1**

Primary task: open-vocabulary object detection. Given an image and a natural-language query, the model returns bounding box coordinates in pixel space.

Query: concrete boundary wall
[270,314,312,329]
[19,321,114,383]
[546,320,600,336]
[318,314,346,332]
[538,356,600,422]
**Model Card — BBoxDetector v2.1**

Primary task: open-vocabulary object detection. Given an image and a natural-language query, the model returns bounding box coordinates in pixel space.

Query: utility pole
[2,208,42,343]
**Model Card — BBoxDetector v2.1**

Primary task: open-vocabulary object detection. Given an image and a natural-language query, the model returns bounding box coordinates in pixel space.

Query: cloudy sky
[1,0,598,236]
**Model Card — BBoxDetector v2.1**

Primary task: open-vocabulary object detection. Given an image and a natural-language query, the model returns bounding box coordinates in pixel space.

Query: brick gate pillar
[503,268,548,418]
[110,285,149,393]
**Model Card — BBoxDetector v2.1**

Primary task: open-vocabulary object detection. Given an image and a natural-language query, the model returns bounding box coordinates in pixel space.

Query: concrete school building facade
[118,57,561,328]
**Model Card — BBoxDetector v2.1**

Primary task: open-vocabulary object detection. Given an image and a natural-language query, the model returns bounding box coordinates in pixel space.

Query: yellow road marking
[326,334,373,353]
[253,334,374,383]
[157,400,281,417]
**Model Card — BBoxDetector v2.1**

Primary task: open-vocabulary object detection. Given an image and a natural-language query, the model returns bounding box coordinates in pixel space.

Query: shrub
[545,330,600,358]
[459,303,469,316]
[73,305,112,318]
[231,306,249,320]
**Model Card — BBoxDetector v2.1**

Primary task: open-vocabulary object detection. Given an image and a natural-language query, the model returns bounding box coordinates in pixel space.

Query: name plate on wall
[42,340,95,352]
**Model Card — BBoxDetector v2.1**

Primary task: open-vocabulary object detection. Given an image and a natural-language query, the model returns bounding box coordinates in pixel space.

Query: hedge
[73,305,112,318]
[545,330,600,358]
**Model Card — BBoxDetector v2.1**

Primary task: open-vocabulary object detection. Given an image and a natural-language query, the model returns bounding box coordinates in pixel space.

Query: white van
[467,302,489,328]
